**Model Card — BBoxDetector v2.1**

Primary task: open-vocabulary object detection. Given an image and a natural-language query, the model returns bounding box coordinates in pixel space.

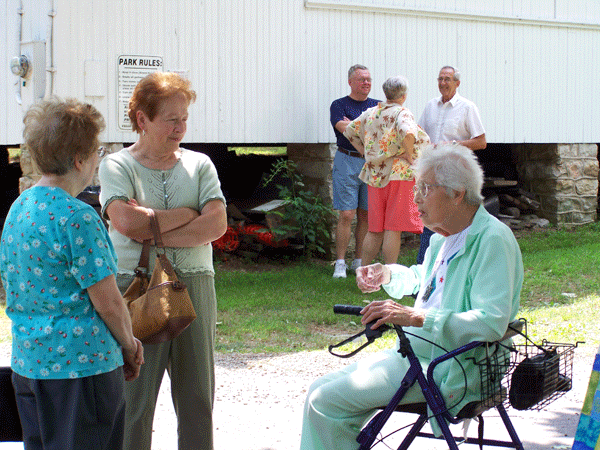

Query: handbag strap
[149,210,164,249]
[147,209,177,277]
[134,209,163,275]
[136,239,152,272]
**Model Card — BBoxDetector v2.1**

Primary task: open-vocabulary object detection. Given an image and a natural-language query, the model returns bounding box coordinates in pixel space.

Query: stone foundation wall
[514,143,598,225]
[286,143,419,259]
[287,143,335,256]
[18,141,599,252]
[286,143,334,203]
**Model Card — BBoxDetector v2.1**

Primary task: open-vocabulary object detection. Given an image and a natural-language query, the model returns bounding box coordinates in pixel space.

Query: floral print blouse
[344,102,431,187]
[0,187,123,379]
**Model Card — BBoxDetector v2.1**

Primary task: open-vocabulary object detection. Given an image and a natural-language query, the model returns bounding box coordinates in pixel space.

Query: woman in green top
[99,72,227,450]
[300,144,523,450]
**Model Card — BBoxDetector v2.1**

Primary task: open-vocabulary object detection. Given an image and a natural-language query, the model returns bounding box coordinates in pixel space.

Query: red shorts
[367,180,423,233]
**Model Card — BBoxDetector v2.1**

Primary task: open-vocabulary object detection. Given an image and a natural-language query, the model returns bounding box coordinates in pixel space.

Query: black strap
[478,415,484,450]
[337,146,363,158]
[328,323,391,358]
[328,329,373,358]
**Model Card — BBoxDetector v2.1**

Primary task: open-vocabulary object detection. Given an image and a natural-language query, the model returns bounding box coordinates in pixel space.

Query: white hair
[440,66,461,81]
[414,144,484,205]
[382,75,408,101]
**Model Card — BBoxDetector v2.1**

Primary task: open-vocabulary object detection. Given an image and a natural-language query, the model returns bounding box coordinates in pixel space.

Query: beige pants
[118,271,217,450]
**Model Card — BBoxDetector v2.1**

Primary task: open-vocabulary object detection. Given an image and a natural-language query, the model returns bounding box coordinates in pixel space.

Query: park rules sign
[117,55,163,130]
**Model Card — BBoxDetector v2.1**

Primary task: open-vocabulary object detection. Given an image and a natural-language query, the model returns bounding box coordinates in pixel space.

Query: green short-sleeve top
[98,148,226,275]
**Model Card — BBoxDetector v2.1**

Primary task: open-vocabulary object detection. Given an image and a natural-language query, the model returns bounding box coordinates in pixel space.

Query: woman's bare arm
[105,199,199,241]
[159,199,227,248]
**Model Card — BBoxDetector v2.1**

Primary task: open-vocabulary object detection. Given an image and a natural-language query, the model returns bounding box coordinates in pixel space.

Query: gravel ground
[0,341,595,449]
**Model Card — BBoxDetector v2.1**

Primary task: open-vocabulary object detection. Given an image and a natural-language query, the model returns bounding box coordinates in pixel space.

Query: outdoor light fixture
[10,55,29,78]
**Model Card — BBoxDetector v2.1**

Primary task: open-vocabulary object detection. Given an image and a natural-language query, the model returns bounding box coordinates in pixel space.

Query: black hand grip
[333,304,363,316]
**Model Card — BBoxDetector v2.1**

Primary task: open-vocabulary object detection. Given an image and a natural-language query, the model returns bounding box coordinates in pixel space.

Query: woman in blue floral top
[0,97,143,450]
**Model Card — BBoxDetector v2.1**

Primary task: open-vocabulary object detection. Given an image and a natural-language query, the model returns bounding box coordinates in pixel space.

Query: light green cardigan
[382,205,524,417]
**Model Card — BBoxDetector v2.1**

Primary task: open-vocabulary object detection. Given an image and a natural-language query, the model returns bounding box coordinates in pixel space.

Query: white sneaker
[350,259,362,271]
[332,260,347,278]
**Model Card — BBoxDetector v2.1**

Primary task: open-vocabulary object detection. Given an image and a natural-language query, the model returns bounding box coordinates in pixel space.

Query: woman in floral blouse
[344,75,430,265]
[0,97,143,450]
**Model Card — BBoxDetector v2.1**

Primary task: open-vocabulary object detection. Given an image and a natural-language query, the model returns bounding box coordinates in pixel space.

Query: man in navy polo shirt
[330,65,380,278]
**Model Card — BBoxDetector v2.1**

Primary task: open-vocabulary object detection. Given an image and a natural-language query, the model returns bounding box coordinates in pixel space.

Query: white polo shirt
[418,93,485,144]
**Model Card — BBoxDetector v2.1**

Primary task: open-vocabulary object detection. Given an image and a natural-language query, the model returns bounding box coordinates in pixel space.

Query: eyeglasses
[354,77,372,83]
[437,77,455,83]
[413,182,443,198]
[97,146,107,158]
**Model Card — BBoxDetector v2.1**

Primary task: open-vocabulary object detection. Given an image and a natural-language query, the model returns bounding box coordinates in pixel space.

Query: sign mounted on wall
[117,55,163,130]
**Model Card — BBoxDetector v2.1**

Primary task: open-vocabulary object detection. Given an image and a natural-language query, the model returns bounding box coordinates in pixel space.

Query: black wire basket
[475,339,576,411]
[507,341,575,410]
[476,342,512,410]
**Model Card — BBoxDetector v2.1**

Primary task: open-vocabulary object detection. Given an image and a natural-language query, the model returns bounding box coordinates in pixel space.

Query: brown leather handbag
[123,210,196,344]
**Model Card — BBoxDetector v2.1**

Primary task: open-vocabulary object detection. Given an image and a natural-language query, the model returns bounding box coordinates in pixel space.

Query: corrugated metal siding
[3,0,600,145]
[1,0,25,146]
[306,0,600,143]
[308,0,600,25]
[1,0,54,146]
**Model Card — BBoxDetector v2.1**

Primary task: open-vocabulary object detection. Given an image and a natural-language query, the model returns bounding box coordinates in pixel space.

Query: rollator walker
[329,304,577,450]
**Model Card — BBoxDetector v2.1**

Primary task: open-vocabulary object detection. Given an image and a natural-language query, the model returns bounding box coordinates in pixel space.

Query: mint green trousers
[300,348,426,450]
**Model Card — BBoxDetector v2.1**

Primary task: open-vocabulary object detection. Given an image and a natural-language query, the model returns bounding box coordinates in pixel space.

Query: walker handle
[333,304,363,316]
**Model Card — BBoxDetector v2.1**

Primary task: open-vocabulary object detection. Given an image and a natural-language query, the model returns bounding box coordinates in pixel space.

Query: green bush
[262,159,333,258]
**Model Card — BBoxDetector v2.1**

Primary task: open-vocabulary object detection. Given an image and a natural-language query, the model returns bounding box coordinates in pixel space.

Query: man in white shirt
[416,66,486,263]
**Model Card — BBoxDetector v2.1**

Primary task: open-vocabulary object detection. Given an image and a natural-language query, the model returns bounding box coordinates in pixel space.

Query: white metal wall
[2,0,53,146]
[1,0,23,146]
[2,0,600,145]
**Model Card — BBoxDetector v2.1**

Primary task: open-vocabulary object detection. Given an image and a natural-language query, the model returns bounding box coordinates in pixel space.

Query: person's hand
[356,263,391,293]
[360,299,425,329]
[122,338,144,381]
[401,132,416,165]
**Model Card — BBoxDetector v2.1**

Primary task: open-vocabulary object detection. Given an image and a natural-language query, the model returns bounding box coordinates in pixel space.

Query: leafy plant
[262,159,334,258]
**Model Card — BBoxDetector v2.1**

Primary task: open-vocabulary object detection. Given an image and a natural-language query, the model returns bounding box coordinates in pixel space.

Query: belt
[337,147,364,159]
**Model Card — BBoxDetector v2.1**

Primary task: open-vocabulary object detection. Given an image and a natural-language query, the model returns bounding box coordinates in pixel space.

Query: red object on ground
[212,224,289,252]
[212,226,240,252]
[241,224,289,248]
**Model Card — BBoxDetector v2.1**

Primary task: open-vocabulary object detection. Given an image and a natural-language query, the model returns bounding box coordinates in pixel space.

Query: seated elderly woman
[299,144,523,450]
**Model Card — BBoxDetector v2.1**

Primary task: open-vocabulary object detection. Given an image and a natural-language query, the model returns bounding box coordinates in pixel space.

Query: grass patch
[214,224,600,353]
[518,294,599,346]
[229,146,287,156]
[515,223,600,350]
[8,147,21,163]
[214,244,420,353]
[1,224,600,355]
[519,222,600,307]
[215,262,379,353]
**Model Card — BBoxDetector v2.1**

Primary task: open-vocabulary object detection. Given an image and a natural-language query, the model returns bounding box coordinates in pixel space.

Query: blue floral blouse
[0,187,123,379]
